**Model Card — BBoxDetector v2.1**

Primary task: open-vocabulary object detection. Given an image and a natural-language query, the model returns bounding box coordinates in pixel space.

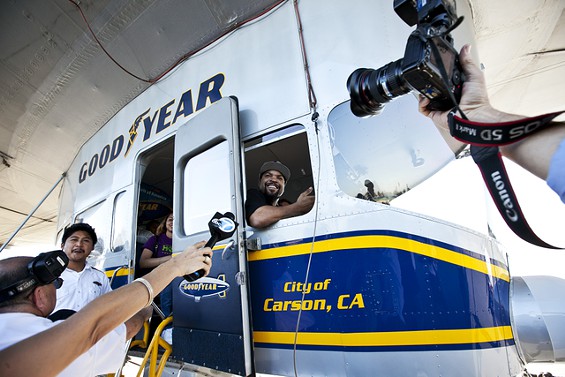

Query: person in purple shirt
[139,212,174,342]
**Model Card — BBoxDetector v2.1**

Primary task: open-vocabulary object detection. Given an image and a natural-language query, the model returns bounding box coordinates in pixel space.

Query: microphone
[183,212,238,282]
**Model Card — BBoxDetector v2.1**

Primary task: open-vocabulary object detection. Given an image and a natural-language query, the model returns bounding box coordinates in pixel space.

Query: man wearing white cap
[245,160,314,228]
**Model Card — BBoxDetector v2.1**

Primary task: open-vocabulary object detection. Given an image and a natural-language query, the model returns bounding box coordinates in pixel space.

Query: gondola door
[172,97,252,376]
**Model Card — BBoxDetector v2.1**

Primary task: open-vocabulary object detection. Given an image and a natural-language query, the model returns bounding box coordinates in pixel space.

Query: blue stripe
[254,338,516,352]
[261,229,508,270]
[249,235,511,347]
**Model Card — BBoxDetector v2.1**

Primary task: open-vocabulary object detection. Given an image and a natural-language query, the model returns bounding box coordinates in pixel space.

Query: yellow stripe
[253,326,513,347]
[105,268,132,278]
[171,244,222,257]
[105,245,223,279]
[248,235,509,282]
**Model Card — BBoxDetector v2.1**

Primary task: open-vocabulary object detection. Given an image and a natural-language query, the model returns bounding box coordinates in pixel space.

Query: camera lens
[347,59,412,117]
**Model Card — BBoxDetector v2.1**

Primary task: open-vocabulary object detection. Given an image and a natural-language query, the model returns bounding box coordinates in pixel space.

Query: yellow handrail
[130,320,150,349]
[136,317,173,377]
[107,319,150,377]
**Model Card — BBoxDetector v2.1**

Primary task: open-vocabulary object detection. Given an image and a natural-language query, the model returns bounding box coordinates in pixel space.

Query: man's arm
[500,123,565,181]
[419,44,565,181]
[0,241,211,377]
[248,187,315,228]
[124,306,153,339]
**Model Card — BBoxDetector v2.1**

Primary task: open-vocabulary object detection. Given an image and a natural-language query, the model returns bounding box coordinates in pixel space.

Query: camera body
[0,250,68,303]
[402,26,463,109]
[29,250,69,285]
[348,0,464,117]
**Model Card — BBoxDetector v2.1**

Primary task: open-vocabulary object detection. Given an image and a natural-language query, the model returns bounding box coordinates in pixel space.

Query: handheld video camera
[347,0,464,117]
[184,212,238,282]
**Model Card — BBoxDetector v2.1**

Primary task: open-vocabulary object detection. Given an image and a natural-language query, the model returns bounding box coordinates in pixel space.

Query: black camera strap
[448,111,565,249]
[470,145,562,249]
[0,276,39,304]
[448,110,565,146]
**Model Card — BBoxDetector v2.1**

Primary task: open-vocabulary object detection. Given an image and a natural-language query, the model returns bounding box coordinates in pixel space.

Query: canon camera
[0,250,68,303]
[348,0,464,117]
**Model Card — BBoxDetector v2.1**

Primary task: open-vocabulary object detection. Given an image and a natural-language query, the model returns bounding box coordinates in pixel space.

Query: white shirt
[54,264,112,312]
[0,312,127,377]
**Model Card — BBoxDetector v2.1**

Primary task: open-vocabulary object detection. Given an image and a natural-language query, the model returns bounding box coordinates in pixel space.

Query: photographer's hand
[418,44,521,130]
[419,43,565,183]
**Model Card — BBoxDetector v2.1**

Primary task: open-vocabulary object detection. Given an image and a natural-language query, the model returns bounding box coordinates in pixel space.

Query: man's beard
[262,183,282,204]
[266,191,281,204]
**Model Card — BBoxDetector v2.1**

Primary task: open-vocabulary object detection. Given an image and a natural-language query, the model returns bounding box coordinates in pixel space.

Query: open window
[243,124,314,220]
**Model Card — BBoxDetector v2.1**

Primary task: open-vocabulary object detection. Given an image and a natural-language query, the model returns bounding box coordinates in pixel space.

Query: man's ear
[31,286,44,305]
[31,286,51,316]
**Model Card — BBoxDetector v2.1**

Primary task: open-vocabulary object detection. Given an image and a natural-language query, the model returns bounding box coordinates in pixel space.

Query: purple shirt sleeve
[142,235,158,257]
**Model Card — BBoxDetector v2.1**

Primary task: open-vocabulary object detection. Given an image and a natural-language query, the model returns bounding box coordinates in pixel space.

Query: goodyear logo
[78,73,225,184]
[178,275,229,302]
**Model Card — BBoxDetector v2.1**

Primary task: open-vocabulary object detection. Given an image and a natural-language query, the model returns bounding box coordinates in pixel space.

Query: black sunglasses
[52,277,64,289]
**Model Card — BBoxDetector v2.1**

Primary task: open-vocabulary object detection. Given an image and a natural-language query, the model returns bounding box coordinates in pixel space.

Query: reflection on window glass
[328,95,454,203]
[183,141,231,235]
[112,191,128,253]
[75,201,107,257]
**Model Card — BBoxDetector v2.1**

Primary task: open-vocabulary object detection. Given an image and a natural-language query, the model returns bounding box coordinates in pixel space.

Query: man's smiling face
[259,169,286,201]
[61,230,94,267]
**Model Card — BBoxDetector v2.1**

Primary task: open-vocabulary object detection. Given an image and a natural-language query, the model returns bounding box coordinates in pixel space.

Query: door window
[182,140,232,235]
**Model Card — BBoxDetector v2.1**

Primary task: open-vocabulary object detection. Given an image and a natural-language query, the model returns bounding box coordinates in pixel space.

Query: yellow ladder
[136,316,173,377]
